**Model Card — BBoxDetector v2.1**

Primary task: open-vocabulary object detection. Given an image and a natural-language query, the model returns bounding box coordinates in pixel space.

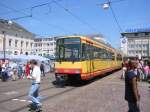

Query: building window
[134,33,138,36]
[30,43,33,48]
[21,41,23,47]
[145,32,149,36]
[14,51,18,55]
[9,39,12,47]
[34,43,37,47]
[26,42,28,48]
[15,40,18,47]
[130,44,134,48]
[139,44,141,48]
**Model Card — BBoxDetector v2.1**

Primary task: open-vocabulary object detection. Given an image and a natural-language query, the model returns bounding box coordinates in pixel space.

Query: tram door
[86,42,94,79]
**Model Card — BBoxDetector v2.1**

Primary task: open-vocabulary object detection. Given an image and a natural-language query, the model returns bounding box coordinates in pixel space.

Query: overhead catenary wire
[52,0,98,32]
[111,0,126,4]
[97,0,127,6]
[0,0,98,34]
[0,0,58,15]
[98,0,124,33]
[109,4,123,33]
[107,0,124,33]
[0,1,73,34]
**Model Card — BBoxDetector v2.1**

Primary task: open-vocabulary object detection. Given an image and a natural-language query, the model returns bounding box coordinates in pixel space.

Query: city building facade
[0,19,35,55]
[121,28,150,59]
[34,37,58,57]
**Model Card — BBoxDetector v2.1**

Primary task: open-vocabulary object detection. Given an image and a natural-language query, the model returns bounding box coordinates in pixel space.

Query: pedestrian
[40,62,45,77]
[0,62,2,79]
[22,64,26,79]
[1,60,8,82]
[18,64,23,79]
[121,60,128,79]
[28,59,42,111]
[143,62,149,81]
[137,60,144,81]
[12,61,18,81]
[125,60,140,112]
[25,61,30,77]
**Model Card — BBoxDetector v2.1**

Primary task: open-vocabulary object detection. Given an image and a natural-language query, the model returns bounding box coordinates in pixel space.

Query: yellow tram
[55,36,122,81]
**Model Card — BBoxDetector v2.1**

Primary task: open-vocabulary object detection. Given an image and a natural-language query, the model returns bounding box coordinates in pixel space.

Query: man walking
[28,60,42,111]
[125,60,140,112]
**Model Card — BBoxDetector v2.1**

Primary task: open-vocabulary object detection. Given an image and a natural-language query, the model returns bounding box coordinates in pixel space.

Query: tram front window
[56,38,81,61]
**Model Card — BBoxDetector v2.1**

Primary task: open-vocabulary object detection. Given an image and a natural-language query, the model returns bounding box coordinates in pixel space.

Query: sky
[0,0,150,48]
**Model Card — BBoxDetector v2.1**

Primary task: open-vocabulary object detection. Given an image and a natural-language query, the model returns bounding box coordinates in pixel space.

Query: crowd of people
[122,58,150,112]
[0,59,44,111]
[0,60,45,82]
[122,58,150,82]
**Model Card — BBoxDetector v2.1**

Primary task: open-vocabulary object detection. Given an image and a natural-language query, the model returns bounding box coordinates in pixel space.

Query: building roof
[0,19,35,39]
[121,28,150,36]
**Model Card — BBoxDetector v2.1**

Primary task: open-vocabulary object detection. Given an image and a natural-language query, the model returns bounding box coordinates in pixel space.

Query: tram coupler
[55,74,68,87]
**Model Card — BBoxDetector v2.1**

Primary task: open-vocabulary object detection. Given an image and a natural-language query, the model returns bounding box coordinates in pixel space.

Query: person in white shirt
[1,60,8,82]
[11,62,18,81]
[28,59,42,111]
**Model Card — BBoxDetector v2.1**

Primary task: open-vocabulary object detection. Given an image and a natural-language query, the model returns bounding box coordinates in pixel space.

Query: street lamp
[102,2,110,10]
[2,20,13,61]
[2,31,6,61]
[8,20,13,25]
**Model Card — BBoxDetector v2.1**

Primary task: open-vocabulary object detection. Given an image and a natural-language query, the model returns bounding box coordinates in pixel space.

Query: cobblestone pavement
[0,71,149,112]
[42,70,150,112]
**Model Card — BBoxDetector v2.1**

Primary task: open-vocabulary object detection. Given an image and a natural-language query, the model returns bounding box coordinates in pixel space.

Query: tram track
[11,87,77,112]
[0,79,51,93]
[0,85,55,104]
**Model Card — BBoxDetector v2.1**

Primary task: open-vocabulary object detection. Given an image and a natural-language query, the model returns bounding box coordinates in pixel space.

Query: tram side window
[86,45,94,59]
[101,49,107,59]
[82,44,94,60]
[82,43,87,60]
[112,53,115,60]
[117,54,122,61]
[107,51,111,60]
[59,46,64,59]
[107,52,114,60]
[93,47,99,59]
[97,48,103,59]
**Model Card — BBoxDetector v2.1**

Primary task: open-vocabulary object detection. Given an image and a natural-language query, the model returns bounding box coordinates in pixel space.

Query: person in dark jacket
[125,60,140,112]
[40,62,45,77]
